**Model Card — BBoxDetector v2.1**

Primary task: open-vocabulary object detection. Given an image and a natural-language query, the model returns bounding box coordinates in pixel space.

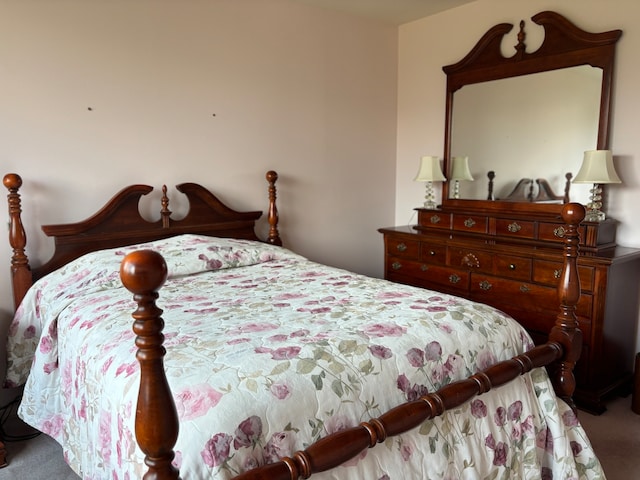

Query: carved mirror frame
[441,11,622,215]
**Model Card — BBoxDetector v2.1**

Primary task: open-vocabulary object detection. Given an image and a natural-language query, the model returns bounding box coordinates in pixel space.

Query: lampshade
[414,156,446,182]
[573,150,621,184]
[450,156,474,181]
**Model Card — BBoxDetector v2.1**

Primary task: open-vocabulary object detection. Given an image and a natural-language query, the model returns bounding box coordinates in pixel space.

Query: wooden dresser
[379,205,640,414]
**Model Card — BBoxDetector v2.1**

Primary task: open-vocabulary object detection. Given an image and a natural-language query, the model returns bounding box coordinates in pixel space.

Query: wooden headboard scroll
[4,171,281,310]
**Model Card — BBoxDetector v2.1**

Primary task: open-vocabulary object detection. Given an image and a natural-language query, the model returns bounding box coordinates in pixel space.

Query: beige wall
[0,0,398,391]
[397,0,640,348]
[3,0,639,395]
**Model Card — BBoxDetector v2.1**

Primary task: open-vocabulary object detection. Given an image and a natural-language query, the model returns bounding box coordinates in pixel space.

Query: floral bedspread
[5,235,605,479]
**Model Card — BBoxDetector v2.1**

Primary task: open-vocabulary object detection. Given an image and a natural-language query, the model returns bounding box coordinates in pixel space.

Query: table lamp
[414,156,446,209]
[572,150,621,222]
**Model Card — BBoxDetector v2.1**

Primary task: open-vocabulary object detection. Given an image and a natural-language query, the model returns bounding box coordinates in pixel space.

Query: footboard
[120,203,585,480]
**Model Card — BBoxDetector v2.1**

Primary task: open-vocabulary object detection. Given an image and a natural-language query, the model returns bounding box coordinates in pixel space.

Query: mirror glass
[450,65,602,204]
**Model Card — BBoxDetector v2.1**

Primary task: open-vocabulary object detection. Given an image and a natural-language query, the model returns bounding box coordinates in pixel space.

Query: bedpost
[3,173,33,310]
[266,170,282,246]
[548,202,585,411]
[120,250,180,480]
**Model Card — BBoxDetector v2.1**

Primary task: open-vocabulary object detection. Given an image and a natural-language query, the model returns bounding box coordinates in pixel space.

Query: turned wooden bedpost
[266,171,282,246]
[3,173,33,309]
[548,202,585,411]
[120,250,180,480]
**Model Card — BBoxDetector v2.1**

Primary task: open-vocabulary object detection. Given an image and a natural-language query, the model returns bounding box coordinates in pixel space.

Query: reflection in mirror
[450,66,601,204]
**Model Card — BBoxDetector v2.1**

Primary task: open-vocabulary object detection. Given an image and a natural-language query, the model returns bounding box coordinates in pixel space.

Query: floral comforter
[5,235,604,480]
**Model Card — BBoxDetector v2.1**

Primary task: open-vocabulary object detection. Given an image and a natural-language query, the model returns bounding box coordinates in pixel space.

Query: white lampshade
[414,156,446,182]
[573,150,621,184]
[450,156,474,181]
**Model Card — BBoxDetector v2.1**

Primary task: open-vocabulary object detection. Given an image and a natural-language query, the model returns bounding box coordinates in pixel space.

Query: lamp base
[584,209,606,222]
[422,201,438,210]
[584,183,606,222]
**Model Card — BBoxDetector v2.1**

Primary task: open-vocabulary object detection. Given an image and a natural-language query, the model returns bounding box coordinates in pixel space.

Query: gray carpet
[1,395,639,479]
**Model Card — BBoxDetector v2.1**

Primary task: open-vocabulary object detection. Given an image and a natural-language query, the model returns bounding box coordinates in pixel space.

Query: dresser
[379,206,640,414]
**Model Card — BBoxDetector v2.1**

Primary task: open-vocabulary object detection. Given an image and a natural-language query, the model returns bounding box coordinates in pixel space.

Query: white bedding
[5,235,605,479]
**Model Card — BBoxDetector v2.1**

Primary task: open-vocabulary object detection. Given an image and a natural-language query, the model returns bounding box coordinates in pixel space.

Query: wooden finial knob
[266,170,278,183]
[3,173,22,190]
[120,250,168,295]
[561,202,586,226]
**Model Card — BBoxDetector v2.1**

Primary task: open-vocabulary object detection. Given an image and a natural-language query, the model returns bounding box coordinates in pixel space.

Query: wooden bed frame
[4,171,585,479]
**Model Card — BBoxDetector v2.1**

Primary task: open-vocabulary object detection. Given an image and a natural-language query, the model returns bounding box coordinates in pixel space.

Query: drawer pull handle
[520,284,530,293]
[462,253,480,268]
[554,226,566,238]
[429,250,436,256]
[479,280,492,291]
[509,263,516,270]
[392,262,402,270]
[464,218,476,228]
[449,274,461,284]
[553,269,561,279]
[396,243,407,252]
[430,215,441,224]
[507,222,521,233]
[421,264,429,272]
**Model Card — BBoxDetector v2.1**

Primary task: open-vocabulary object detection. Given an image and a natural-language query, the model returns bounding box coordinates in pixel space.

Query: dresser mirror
[441,11,622,213]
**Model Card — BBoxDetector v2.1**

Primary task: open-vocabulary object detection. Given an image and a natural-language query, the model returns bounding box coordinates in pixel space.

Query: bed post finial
[266,170,282,246]
[4,173,33,309]
[120,250,181,480]
[549,202,585,411]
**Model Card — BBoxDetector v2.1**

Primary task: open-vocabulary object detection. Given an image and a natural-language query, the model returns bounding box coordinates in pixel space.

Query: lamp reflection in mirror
[414,155,446,209]
[450,156,474,199]
[572,150,621,222]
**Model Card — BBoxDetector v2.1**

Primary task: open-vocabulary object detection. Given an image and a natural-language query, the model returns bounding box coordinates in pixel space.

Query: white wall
[0,0,398,394]
[397,0,640,347]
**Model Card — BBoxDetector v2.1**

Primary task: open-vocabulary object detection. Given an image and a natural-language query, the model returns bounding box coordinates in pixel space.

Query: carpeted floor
[1,395,638,479]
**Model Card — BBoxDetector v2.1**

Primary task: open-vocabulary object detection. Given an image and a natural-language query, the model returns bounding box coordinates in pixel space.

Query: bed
[3,171,602,479]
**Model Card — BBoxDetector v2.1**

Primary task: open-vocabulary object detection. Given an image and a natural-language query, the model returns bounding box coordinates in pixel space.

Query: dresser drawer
[452,214,488,234]
[469,274,593,327]
[532,260,594,292]
[495,218,536,239]
[420,243,447,265]
[385,237,420,259]
[417,210,451,230]
[448,247,493,273]
[494,255,532,282]
[538,222,587,245]
[421,265,470,292]
[385,259,469,293]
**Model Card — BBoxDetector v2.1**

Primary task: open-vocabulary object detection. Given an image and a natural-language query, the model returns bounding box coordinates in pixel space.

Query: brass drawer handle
[396,243,407,252]
[554,226,566,238]
[421,264,429,272]
[464,218,476,228]
[392,262,402,270]
[520,284,530,293]
[479,280,492,291]
[449,274,461,284]
[507,222,521,233]
[553,269,561,279]
[429,250,436,256]
[430,215,441,224]
[509,263,516,270]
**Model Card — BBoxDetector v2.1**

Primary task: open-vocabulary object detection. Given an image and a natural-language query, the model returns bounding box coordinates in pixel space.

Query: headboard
[4,171,281,310]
